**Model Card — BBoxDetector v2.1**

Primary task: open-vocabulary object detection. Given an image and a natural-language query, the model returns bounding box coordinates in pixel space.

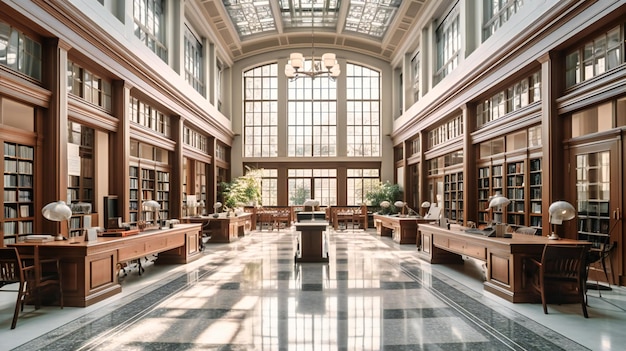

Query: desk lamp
[394,201,406,215]
[213,202,222,218]
[142,200,161,229]
[548,200,576,240]
[42,201,73,241]
[421,201,431,216]
[488,194,510,226]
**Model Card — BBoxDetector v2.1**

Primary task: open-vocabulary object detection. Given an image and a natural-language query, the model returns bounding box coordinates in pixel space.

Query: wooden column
[40,38,71,236]
[111,81,132,223]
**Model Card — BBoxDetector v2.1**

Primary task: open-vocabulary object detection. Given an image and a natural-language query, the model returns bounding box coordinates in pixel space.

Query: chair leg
[11,281,26,329]
[540,288,548,314]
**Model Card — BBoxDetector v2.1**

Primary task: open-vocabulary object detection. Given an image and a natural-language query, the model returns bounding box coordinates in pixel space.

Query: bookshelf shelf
[444,171,463,223]
[506,161,525,226]
[2,142,35,245]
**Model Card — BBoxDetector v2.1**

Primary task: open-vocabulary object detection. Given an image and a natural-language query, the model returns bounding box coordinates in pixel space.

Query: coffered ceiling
[193,0,429,63]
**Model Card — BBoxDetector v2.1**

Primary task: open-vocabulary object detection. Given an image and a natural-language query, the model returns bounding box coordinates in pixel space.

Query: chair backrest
[0,247,24,284]
[541,245,588,279]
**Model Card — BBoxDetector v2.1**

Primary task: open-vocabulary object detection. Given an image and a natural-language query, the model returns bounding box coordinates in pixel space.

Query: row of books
[3,159,33,174]
[3,204,31,218]
[4,143,34,159]
[3,220,33,234]
[3,189,33,202]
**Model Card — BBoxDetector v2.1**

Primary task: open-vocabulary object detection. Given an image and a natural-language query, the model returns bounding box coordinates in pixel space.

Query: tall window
[288,61,337,157]
[129,97,171,137]
[482,0,525,41]
[243,64,278,157]
[411,52,420,102]
[260,169,278,206]
[476,71,540,127]
[184,26,204,95]
[0,21,42,80]
[565,26,623,88]
[347,169,380,205]
[288,169,337,206]
[346,64,380,157]
[434,3,460,84]
[67,61,112,111]
[133,0,167,62]
[217,59,224,112]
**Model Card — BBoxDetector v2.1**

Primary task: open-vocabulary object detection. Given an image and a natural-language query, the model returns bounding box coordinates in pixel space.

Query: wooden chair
[15,246,64,310]
[526,245,589,318]
[1,247,63,329]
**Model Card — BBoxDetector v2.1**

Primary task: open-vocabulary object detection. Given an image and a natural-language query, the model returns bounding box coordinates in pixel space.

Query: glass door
[569,141,621,284]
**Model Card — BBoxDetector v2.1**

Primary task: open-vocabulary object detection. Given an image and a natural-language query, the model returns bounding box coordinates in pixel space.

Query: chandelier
[285,52,340,80]
[284,5,340,81]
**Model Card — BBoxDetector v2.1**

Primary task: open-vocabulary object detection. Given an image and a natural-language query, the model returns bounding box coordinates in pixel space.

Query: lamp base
[54,234,65,241]
[547,233,560,240]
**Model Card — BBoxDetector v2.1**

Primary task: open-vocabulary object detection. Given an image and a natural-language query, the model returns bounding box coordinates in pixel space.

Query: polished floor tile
[1,227,625,350]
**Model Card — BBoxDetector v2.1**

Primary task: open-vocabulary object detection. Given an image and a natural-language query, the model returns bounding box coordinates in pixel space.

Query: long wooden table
[417,224,589,303]
[181,213,252,243]
[373,214,434,244]
[10,224,202,307]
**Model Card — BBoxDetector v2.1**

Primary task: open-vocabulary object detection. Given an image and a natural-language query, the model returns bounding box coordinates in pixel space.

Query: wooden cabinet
[2,142,34,245]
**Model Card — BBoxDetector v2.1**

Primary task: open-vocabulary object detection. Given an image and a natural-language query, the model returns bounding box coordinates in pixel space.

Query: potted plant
[365,181,402,215]
[220,167,263,214]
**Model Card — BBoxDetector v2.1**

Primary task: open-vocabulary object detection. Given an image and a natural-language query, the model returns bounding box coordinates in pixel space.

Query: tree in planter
[289,186,310,205]
[365,181,402,215]
[220,167,263,212]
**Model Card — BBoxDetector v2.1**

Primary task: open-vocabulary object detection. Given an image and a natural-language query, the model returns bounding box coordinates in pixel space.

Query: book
[24,235,54,243]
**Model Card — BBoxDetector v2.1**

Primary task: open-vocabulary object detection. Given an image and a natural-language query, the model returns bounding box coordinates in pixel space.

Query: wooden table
[417,224,590,303]
[295,221,329,263]
[181,213,252,243]
[9,224,202,307]
[373,214,434,244]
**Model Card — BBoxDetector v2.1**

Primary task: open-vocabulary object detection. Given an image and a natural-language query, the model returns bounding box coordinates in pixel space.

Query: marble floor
[1,227,625,350]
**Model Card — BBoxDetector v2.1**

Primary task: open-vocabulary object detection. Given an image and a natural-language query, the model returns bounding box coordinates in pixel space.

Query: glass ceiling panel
[344,0,401,38]
[279,0,341,29]
[223,0,401,39]
[223,0,276,36]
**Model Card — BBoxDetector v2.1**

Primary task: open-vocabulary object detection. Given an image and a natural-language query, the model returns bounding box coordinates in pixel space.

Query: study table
[181,213,252,243]
[294,221,329,263]
[373,214,435,244]
[417,224,590,303]
[9,224,202,307]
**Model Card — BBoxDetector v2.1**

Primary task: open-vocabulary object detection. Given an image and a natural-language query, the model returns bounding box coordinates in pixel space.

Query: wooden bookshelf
[529,158,542,231]
[477,166,490,225]
[2,142,35,245]
[69,213,98,237]
[129,165,139,225]
[128,163,170,227]
[506,160,525,226]
[444,171,463,223]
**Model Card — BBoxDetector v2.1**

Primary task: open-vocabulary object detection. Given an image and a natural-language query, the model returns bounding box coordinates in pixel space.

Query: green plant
[289,186,310,205]
[365,181,402,214]
[220,167,263,210]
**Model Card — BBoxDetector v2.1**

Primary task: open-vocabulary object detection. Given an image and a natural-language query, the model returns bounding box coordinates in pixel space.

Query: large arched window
[346,63,380,157]
[243,64,278,157]
[287,66,337,157]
